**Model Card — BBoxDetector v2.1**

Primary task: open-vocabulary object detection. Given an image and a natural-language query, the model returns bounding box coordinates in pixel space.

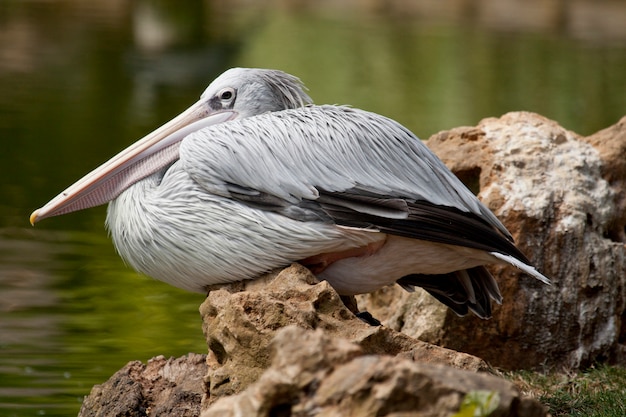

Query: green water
[1,1,625,415]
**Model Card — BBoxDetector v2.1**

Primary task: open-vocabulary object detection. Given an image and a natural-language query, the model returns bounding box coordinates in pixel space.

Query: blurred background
[1,1,625,415]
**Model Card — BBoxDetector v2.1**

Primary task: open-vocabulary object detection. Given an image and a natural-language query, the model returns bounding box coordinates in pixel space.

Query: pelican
[31,68,549,319]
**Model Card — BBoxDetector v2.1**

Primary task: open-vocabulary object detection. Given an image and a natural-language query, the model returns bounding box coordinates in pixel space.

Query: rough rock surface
[582,115,626,243]
[200,263,489,408]
[202,326,546,417]
[79,265,540,417]
[77,353,207,417]
[360,112,626,370]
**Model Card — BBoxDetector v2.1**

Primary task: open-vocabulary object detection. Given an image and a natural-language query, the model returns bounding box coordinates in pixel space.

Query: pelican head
[201,68,312,118]
[30,68,311,224]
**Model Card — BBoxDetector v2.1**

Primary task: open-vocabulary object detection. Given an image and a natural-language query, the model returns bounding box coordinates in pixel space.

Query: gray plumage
[34,68,550,319]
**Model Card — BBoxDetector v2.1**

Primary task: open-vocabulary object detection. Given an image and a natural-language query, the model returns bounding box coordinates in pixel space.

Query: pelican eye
[219,88,235,101]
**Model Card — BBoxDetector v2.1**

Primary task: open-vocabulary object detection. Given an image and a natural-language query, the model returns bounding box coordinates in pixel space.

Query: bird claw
[355,311,381,326]
[339,295,381,326]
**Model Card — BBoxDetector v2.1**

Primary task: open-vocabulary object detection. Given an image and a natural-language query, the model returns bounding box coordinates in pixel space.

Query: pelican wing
[180,105,518,256]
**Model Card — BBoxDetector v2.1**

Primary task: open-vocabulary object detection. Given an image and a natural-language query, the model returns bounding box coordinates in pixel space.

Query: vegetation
[503,365,626,417]
[453,390,500,417]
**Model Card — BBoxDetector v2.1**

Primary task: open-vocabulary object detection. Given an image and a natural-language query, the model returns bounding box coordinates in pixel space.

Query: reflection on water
[1,1,625,415]
[0,228,206,416]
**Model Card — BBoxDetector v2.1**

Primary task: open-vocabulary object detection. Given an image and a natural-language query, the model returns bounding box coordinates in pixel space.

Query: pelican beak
[30,101,238,225]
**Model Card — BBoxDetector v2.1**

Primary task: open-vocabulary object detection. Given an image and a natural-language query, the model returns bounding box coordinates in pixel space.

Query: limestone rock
[360,111,626,370]
[200,263,488,408]
[78,353,207,417]
[581,115,626,243]
[202,326,547,417]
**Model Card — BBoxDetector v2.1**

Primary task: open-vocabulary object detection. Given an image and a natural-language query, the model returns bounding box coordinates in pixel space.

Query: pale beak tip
[29,209,40,226]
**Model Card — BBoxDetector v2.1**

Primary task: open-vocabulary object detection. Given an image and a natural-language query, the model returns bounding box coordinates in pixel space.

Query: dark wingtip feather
[397,266,502,319]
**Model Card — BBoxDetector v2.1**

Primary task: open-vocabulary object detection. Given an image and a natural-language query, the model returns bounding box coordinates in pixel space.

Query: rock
[77,353,207,417]
[581,115,626,364]
[200,263,489,408]
[202,326,547,417]
[360,111,626,370]
[581,115,626,243]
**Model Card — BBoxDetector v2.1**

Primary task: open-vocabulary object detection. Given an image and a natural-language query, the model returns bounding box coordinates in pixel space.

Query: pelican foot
[355,311,382,326]
[339,295,381,326]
